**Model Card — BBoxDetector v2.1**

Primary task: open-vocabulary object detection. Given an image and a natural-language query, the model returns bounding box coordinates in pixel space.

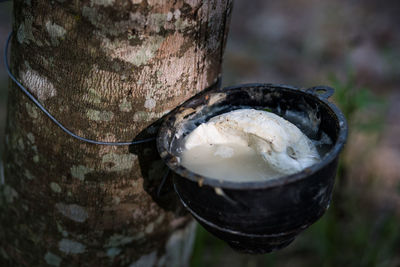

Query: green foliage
[295,198,400,267]
[191,225,227,267]
[329,73,387,133]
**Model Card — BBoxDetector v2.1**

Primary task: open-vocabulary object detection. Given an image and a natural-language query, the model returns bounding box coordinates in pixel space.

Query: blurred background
[1,0,400,266]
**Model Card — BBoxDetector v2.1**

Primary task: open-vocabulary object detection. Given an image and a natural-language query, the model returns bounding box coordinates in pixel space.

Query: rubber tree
[0,0,232,266]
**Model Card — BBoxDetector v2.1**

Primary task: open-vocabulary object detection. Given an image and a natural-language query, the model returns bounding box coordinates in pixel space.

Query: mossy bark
[0,0,232,266]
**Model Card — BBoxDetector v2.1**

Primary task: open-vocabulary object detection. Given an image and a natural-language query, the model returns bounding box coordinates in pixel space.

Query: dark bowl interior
[157,83,347,253]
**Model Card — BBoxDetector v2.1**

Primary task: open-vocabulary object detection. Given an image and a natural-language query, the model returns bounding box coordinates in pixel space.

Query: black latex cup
[156,83,348,254]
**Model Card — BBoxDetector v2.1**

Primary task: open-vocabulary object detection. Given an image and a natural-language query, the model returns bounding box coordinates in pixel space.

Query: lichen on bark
[0,0,233,266]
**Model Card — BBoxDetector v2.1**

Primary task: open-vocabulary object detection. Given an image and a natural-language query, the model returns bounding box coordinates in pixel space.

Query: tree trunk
[0,0,232,266]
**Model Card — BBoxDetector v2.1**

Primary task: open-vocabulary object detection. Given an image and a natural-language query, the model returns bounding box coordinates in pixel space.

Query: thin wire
[4,32,155,146]
[157,168,170,197]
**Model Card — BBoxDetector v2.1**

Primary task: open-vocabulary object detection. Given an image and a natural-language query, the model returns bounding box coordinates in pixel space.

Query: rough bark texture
[0,0,232,266]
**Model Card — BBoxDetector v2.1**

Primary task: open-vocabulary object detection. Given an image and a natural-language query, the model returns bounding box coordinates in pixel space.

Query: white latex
[183,109,320,179]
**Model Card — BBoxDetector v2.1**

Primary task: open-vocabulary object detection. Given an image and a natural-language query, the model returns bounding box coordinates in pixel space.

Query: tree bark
[0,0,232,266]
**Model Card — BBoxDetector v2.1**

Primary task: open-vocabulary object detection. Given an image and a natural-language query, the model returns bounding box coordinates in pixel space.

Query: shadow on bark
[129,118,186,215]
[129,80,221,215]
